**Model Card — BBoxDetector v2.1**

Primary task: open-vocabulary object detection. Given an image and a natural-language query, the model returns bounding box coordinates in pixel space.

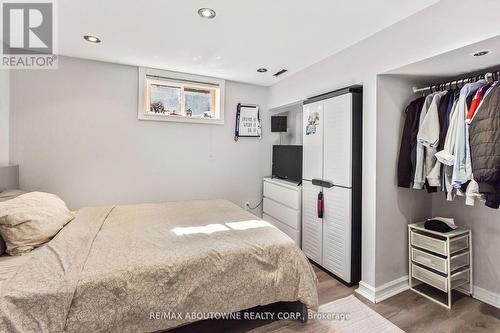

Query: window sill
[138,113,224,125]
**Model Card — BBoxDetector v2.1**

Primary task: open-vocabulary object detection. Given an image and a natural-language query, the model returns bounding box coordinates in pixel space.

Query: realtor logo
[1,0,57,69]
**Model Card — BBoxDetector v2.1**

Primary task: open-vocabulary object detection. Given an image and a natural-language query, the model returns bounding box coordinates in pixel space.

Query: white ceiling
[59,0,439,86]
[386,35,500,82]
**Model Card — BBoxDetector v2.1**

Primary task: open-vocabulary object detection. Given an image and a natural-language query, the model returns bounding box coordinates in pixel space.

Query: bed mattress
[0,199,318,332]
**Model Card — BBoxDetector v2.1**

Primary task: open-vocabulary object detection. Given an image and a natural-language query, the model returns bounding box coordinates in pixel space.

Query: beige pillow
[0,192,75,255]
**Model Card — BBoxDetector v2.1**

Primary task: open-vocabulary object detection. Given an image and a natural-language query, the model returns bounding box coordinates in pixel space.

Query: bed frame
[241,301,308,323]
[0,165,19,191]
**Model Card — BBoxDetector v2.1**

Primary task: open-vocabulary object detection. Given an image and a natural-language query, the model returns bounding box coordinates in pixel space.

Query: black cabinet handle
[317,191,324,218]
[312,179,334,188]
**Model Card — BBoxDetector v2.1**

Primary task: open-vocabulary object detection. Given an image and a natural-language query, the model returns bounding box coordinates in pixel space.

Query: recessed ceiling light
[473,50,489,57]
[83,35,101,43]
[198,8,216,19]
[257,68,267,73]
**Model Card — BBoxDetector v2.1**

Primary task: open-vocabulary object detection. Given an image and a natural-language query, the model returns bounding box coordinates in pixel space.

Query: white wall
[432,195,500,300]
[268,0,500,290]
[9,56,271,212]
[0,70,9,165]
[375,75,432,285]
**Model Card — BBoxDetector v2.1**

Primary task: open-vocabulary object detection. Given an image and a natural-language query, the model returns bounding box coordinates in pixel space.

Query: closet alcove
[377,34,500,304]
[268,102,303,145]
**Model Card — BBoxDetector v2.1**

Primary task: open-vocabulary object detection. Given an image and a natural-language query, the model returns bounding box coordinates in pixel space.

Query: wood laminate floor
[170,264,500,333]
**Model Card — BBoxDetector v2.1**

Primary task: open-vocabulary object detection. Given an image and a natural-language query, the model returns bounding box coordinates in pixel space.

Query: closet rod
[412,69,500,94]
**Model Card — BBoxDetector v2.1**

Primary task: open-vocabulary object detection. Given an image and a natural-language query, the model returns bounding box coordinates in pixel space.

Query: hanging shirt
[470,81,498,123]
[465,83,492,124]
[435,98,459,166]
[451,80,487,189]
[417,91,448,186]
[438,91,455,192]
[435,99,459,200]
[437,91,454,152]
[413,93,437,189]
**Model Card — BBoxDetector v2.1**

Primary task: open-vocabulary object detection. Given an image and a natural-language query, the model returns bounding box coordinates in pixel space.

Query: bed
[0,199,318,332]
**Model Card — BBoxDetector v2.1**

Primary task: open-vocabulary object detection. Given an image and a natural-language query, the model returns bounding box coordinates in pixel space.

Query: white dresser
[262,177,302,246]
[408,222,472,309]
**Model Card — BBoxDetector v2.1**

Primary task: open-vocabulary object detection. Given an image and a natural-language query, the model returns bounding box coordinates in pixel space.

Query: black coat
[469,84,500,208]
[398,97,425,188]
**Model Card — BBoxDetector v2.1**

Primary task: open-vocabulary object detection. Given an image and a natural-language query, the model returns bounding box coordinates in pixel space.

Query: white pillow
[0,192,75,255]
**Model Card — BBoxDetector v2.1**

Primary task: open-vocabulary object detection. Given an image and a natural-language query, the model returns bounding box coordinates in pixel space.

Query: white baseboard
[355,275,409,303]
[355,281,376,303]
[473,286,500,309]
[357,277,500,309]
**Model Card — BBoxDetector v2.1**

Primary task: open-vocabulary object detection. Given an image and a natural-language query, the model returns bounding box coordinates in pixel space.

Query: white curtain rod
[412,69,500,94]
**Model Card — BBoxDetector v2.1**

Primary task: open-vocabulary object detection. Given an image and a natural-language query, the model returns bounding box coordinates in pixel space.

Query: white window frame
[138,67,225,125]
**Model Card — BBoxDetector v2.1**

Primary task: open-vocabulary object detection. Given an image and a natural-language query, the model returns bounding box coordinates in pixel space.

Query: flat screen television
[272,145,303,183]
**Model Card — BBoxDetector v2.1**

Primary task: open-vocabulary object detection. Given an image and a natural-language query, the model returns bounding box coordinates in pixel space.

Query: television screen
[272,145,303,183]
[271,116,287,132]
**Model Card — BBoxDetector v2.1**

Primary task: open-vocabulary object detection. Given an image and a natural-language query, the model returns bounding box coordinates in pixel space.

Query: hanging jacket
[397,97,425,188]
[417,91,448,186]
[413,93,437,189]
[451,80,487,189]
[469,84,500,208]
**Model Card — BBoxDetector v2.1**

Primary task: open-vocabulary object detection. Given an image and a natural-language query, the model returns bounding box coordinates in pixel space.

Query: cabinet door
[322,186,352,282]
[303,101,323,181]
[323,94,352,187]
[301,181,322,264]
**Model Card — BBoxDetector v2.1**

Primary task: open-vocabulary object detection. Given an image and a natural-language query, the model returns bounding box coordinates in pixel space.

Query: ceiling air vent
[273,69,288,77]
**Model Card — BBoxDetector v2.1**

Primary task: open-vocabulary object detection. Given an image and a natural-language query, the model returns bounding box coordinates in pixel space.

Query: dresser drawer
[263,214,300,246]
[411,249,470,274]
[263,198,300,230]
[411,232,446,255]
[263,181,300,209]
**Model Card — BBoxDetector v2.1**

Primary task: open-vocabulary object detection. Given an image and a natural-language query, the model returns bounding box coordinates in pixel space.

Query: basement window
[138,67,225,124]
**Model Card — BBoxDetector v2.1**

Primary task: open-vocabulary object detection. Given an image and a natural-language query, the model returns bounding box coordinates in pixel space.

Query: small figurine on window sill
[186,108,193,117]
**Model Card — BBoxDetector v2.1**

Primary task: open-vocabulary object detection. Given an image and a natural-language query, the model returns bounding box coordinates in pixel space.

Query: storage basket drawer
[412,264,470,292]
[450,268,470,290]
[412,264,447,291]
[412,248,470,274]
[450,235,469,254]
[411,232,446,255]
[412,248,446,273]
[450,252,470,272]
